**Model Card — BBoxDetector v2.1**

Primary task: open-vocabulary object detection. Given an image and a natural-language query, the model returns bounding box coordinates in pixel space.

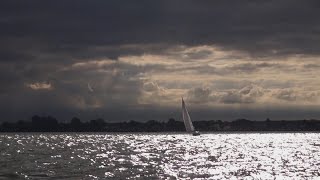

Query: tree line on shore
[1,115,320,132]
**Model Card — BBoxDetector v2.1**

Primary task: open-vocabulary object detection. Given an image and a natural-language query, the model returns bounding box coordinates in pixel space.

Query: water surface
[0,133,319,179]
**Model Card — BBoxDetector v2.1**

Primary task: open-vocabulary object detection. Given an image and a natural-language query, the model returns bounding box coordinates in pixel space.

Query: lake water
[0,133,319,179]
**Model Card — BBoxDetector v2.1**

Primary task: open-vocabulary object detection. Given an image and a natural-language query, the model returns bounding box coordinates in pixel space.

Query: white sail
[182,98,195,132]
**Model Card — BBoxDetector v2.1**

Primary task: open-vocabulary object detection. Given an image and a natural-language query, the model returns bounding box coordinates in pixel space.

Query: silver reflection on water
[0,133,320,179]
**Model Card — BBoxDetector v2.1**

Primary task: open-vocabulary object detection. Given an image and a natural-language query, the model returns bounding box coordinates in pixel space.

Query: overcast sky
[1,0,320,122]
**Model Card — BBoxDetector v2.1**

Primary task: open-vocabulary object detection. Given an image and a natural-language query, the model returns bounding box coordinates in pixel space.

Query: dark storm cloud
[1,0,320,61]
[1,0,320,122]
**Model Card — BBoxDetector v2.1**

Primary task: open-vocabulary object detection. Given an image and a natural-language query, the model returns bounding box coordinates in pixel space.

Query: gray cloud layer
[1,1,320,122]
[1,0,320,60]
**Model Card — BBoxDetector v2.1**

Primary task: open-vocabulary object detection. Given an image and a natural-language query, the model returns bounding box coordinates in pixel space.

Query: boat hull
[192,131,200,136]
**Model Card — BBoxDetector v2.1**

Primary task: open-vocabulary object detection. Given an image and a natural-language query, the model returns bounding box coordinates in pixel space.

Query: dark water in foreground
[0,133,319,179]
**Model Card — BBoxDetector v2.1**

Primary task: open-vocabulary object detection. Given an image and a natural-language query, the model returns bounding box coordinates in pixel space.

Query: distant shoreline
[1,115,320,132]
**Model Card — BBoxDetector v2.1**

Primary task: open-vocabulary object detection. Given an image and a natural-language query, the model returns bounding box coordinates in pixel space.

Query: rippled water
[0,133,320,179]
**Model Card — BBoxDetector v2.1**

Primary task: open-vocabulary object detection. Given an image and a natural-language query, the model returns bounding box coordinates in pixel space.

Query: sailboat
[182,98,200,136]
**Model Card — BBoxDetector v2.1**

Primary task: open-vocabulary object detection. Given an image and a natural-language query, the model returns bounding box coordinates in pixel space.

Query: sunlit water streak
[0,133,319,179]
